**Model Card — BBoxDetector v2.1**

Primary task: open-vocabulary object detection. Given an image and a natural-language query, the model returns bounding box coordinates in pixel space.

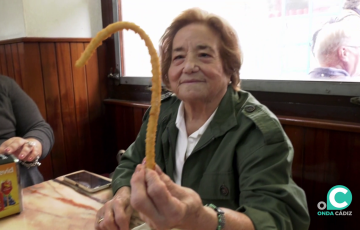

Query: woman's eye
[199,53,210,57]
[173,55,184,60]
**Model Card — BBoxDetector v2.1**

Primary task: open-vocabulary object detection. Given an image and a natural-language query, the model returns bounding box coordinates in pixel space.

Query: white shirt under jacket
[174,101,217,185]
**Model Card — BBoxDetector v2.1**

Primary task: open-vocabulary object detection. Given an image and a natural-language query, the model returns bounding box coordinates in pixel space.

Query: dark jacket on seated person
[309,67,350,80]
[0,75,54,188]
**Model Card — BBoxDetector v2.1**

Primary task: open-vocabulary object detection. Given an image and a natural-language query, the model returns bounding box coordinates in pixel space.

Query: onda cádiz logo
[317,185,352,216]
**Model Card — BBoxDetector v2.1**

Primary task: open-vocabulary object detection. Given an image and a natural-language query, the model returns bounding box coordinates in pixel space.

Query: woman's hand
[95,186,134,230]
[130,164,205,230]
[0,137,42,162]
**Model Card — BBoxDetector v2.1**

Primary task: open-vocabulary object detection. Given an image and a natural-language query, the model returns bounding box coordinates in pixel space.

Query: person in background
[344,0,360,14]
[96,8,310,230]
[310,11,360,80]
[0,75,54,188]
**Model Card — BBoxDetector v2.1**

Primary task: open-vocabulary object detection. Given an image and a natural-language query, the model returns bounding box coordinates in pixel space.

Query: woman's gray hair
[313,12,360,65]
[159,8,242,91]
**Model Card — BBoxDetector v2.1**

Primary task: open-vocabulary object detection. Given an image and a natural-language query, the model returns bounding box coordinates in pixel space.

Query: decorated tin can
[0,154,22,219]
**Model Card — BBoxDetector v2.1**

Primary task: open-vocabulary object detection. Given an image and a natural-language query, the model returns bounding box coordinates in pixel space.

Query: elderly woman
[96,8,310,230]
[0,75,54,188]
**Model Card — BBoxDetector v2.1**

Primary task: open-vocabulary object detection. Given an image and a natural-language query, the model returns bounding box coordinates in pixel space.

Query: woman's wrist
[114,186,131,198]
[192,205,218,230]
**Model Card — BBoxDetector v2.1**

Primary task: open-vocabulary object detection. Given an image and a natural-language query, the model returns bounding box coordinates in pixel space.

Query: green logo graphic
[327,185,352,210]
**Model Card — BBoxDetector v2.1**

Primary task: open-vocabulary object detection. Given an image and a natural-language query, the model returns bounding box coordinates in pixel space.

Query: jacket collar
[161,86,240,178]
[192,86,238,153]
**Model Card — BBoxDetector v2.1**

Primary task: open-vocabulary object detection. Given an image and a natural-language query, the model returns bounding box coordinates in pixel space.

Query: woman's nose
[183,57,199,74]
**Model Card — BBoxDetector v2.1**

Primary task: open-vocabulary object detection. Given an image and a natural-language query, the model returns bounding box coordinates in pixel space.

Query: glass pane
[121,0,359,82]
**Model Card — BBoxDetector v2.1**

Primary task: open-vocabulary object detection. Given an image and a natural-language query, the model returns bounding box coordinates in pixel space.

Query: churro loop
[76,22,161,170]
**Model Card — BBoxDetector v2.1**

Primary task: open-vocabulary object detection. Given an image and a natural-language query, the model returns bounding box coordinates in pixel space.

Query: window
[117,0,360,95]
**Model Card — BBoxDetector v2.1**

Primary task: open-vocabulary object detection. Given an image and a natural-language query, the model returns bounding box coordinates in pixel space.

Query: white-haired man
[310,11,360,80]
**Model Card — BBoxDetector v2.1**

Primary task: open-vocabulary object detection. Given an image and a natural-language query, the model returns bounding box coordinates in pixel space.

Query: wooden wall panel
[103,104,120,172]
[84,42,104,172]
[101,103,149,173]
[133,107,144,136]
[40,43,67,177]
[70,43,94,172]
[17,43,25,86]
[301,129,360,229]
[10,44,22,87]
[20,43,47,117]
[0,38,107,180]
[0,45,8,76]
[4,45,14,79]
[120,106,135,150]
[56,43,80,173]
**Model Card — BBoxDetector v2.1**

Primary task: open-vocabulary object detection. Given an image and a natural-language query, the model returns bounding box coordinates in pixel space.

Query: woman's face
[168,23,229,103]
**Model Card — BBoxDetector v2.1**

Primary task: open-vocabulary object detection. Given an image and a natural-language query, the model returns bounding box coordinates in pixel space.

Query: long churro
[76,22,161,170]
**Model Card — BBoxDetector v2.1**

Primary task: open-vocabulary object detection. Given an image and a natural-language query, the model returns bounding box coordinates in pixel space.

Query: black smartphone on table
[63,170,111,193]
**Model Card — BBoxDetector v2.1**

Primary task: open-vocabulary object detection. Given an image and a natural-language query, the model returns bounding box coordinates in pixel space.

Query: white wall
[0,0,26,40]
[22,0,102,38]
[0,0,103,40]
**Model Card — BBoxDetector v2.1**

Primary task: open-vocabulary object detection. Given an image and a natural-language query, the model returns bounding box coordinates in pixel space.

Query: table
[0,171,144,230]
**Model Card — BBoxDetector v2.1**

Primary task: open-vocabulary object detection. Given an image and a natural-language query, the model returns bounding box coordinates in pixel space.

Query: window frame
[117,77,360,97]
[99,0,360,124]
[114,0,360,97]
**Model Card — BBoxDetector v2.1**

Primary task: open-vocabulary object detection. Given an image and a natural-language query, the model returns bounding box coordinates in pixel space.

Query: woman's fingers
[17,143,35,161]
[0,137,25,154]
[130,165,160,221]
[95,206,105,230]
[130,164,204,230]
[95,186,133,230]
[103,209,119,230]
[98,202,119,230]
[22,143,41,162]
[131,164,185,230]
[138,212,157,230]
[155,165,186,199]
[146,168,184,220]
[0,139,10,153]
[154,164,204,228]
[22,138,42,161]
[113,196,132,230]
[0,137,41,162]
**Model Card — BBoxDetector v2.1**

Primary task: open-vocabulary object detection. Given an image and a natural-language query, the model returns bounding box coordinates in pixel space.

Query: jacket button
[245,105,256,113]
[220,184,229,196]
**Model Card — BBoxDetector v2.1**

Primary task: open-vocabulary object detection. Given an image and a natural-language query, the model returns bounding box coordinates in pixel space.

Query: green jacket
[112,86,310,230]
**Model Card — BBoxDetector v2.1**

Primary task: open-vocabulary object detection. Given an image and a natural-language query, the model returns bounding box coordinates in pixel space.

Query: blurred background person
[0,75,54,188]
[310,11,360,80]
[343,0,360,14]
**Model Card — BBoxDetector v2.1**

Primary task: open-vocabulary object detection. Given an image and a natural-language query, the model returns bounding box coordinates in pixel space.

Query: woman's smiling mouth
[180,79,206,84]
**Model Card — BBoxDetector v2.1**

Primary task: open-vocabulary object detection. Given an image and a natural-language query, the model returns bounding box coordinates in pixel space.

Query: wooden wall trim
[104,100,360,133]
[104,99,150,109]
[278,116,360,133]
[0,37,93,45]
